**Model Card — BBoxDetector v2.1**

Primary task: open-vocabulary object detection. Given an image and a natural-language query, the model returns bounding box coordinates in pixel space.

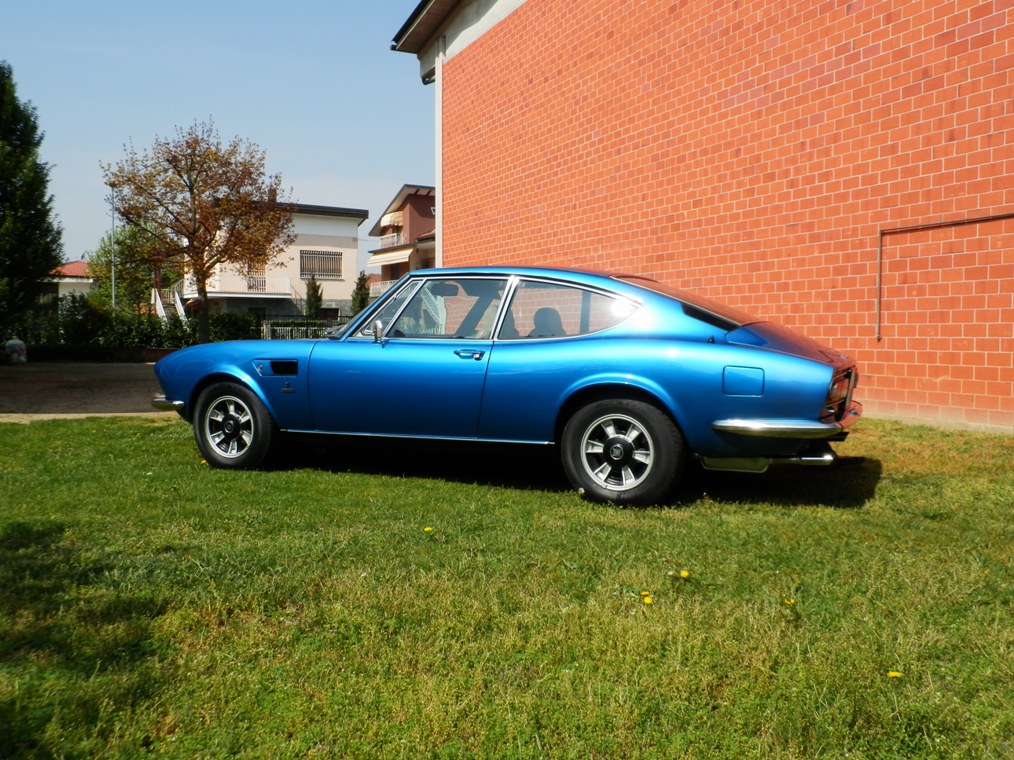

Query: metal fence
[262,316,348,340]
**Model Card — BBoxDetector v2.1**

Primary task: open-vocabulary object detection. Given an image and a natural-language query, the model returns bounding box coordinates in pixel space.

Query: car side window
[499,280,637,340]
[389,278,506,339]
[356,283,417,338]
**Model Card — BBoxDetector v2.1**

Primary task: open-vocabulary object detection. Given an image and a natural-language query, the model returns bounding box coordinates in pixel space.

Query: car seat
[530,307,565,338]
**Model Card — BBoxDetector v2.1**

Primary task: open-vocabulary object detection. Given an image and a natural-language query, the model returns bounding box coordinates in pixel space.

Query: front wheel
[193,382,276,469]
[561,399,684,505]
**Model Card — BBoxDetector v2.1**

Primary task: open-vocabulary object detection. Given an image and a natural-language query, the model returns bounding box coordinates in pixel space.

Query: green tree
[87,226,178,313]
[351,270,371,314]
[102,120,294,343]
[0,60,64,336]
[304,274,322,319]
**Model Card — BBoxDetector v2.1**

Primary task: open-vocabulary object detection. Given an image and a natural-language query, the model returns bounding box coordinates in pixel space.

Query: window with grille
[246,264,266,292]
[300,250,343,280]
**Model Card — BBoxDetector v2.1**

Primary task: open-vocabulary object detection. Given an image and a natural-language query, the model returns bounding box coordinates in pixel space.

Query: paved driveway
[0,362,169,422]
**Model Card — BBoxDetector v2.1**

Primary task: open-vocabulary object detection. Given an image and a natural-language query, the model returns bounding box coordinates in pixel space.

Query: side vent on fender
[270,360,298,376]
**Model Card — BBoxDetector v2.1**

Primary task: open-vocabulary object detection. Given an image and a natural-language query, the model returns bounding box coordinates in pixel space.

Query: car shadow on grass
[0,521,167,756]
[281,436,570,494]
[278,436,882,510]
[677,455,883,509]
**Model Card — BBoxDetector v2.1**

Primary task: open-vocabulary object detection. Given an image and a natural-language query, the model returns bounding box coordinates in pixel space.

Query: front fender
[154,341,315,429]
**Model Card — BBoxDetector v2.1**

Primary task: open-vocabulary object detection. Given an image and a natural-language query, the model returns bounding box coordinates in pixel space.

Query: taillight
[823,368,858,421]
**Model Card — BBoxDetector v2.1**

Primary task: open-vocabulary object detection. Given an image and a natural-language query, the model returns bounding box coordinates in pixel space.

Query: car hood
[725,321,854,368]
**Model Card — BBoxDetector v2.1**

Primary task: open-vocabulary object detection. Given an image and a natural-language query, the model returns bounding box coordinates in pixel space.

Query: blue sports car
[153,267,861,504]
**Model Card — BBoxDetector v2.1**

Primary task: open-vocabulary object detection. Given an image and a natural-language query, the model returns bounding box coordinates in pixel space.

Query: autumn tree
[102,120,294,342]
[0,60,63,336]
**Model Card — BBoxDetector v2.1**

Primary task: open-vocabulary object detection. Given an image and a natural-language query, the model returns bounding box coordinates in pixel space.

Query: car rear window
[614,275,755,330]
[499,280,638,339]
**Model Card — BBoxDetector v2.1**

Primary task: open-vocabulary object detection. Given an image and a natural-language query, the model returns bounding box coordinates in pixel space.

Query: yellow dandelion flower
[680,569,690,579]
[423,526,433,533]
[642,595,653,605]
[641,590,651,597]
[887,670,902,678]
[783,597,795,606]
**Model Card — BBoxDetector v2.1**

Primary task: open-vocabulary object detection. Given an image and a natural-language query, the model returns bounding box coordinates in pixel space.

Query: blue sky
[1,0,434,270]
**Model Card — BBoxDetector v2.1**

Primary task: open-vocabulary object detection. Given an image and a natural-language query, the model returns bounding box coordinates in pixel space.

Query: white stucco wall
[204,211,363,307]
[416,0,528,77]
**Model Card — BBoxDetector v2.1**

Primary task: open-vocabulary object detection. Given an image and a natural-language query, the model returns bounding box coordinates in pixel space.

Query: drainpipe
[434,36,445,268]
[876,211,1014,341]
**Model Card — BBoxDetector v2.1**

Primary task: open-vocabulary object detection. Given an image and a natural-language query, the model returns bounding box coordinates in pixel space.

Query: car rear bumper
[711,401,862,439]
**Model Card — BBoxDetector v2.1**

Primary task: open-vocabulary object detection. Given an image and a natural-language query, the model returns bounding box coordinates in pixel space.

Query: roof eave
[287,203,370,224]
[392,0,460,55]
[368,185,436,237]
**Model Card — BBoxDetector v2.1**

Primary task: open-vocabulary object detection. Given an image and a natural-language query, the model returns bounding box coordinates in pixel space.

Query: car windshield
[614,275,756,329]
[326,315,362,339]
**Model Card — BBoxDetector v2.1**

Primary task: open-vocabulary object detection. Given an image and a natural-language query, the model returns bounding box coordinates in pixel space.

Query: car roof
[406,265,622,276]
[400,266,757,328]
[403,265,648,289]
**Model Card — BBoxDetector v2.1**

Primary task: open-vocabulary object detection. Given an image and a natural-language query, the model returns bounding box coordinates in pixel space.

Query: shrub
[3,295,257,358]
[208,312,259,342]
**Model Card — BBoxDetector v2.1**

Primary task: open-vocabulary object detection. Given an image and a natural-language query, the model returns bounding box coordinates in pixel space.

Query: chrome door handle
[454,349,486,361]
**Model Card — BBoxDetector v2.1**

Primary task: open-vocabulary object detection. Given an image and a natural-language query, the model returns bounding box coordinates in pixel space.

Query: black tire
[193,381,276,469]
[561,399,684,505]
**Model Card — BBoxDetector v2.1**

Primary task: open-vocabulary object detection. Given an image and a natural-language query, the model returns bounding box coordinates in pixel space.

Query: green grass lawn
[1,416,1011,758]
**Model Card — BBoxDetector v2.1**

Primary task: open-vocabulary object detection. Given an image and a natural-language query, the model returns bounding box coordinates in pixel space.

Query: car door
[306,276,506,439]
[478,278,641,442]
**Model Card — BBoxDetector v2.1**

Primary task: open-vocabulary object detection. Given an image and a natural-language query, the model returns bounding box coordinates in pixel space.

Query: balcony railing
[370,279,398,298]
[171,275,293,298]
[378,233,407,250]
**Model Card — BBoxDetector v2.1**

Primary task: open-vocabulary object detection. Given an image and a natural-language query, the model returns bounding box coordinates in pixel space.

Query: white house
[48,260,93,300]
[173,203,368,319]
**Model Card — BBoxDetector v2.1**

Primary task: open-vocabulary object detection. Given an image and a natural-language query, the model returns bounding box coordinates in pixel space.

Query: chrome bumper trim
[697,448,838,473]
[152,396,184,412]
[712,401,862,439]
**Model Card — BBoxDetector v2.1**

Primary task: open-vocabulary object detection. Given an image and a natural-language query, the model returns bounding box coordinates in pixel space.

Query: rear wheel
[194,382,276,469]
[561,399,684,505]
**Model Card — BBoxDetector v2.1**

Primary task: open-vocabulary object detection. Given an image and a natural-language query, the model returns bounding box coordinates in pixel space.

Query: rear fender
[555,373,686,442]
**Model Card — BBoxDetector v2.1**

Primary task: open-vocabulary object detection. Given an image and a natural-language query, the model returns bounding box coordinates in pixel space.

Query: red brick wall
[440,0,1013,429]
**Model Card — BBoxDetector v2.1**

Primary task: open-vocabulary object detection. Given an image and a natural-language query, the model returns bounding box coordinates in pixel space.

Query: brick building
[367,184,437,297]
[395,0,1013,430]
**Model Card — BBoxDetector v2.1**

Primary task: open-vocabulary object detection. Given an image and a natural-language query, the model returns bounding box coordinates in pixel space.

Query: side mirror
[372,320,384,343]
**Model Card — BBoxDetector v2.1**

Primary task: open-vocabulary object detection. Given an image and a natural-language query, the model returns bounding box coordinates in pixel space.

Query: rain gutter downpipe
[876,211,1014,341]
